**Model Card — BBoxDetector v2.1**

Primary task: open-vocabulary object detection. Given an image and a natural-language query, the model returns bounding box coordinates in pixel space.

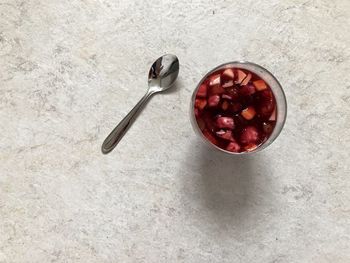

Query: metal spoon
[101,54,180,154]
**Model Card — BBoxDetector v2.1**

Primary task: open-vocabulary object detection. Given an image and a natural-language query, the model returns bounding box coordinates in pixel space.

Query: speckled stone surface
[1,0,350,262]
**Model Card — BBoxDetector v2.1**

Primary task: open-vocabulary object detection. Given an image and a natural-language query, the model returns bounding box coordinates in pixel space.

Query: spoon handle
[101,91,153,154]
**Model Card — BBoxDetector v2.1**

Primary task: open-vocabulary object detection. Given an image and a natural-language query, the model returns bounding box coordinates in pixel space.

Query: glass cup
[190,61,287,155]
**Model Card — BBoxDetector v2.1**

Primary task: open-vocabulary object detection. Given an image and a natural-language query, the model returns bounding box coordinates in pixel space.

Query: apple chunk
[221,68,234,88]
[209,73,221,87]
[241,106,256,120]
[241,73,252,86]
[244,143,258,152]
[253,80,267,91]
[209,85,225,95]
[236,69,247,84]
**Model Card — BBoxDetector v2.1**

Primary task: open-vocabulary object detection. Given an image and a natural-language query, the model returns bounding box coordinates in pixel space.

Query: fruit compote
[194,67,277,153]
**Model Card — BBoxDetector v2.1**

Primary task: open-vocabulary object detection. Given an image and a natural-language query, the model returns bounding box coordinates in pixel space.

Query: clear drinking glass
[190,61,287,155]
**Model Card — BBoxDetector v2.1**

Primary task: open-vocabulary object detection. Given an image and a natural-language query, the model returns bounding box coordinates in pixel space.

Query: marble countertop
[1,0,349,262]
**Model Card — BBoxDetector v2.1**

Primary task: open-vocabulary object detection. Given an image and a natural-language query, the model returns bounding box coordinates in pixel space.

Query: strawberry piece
[197,118,206,131]
[236,69,247,84]
[209,73,221,87]
[208,95,220,107]
[216,117,234,129]
[241,73,252,86]
[253,80,267,91]
[216,130,235,141]
[244,143,258,152]
[197,84,208,97]
[239,84,256,96]
[241,106,256,120]
[240,126,258,145]
[221,101,229,111]
[226,142,241,152]
[221,68,234,88]
[203,129,219,145]
[195,99,207,110]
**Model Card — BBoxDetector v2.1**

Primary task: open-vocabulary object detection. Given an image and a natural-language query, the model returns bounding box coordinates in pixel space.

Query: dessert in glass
[191,62,287,154]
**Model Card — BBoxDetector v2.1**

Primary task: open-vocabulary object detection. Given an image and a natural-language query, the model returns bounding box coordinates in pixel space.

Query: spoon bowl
[148,54,179,93]
[101,54,180,154]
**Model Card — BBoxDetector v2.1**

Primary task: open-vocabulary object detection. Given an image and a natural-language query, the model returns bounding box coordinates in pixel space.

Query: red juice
[194,67,277,153]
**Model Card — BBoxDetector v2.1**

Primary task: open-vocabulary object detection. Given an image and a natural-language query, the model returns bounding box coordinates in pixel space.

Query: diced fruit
[239,85,256,96]
[262,122,273,134]
[216,117,234,129]
[209,85,225,95]
[241,106,256,120]
[221,101,229,111]
[226,142,241,152]
[195,99,207,110]
[194,66,277,153]
[244,143,258,152]
[222,94,233,100]
[253,80,267,91]
[222,68,234,79]
[203,129,218,145]
[231,102,242,113]
[209,73,221,86]
[240,126,259,145]
[216,130,235,141]
[222,81,234,88]
[208,95,220,107]
[197,84,207,97]
[197,118,206,131]
[236,69,247,84]
[241,73,252,86]
[269,108,276,121]
[221,68,234,88]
